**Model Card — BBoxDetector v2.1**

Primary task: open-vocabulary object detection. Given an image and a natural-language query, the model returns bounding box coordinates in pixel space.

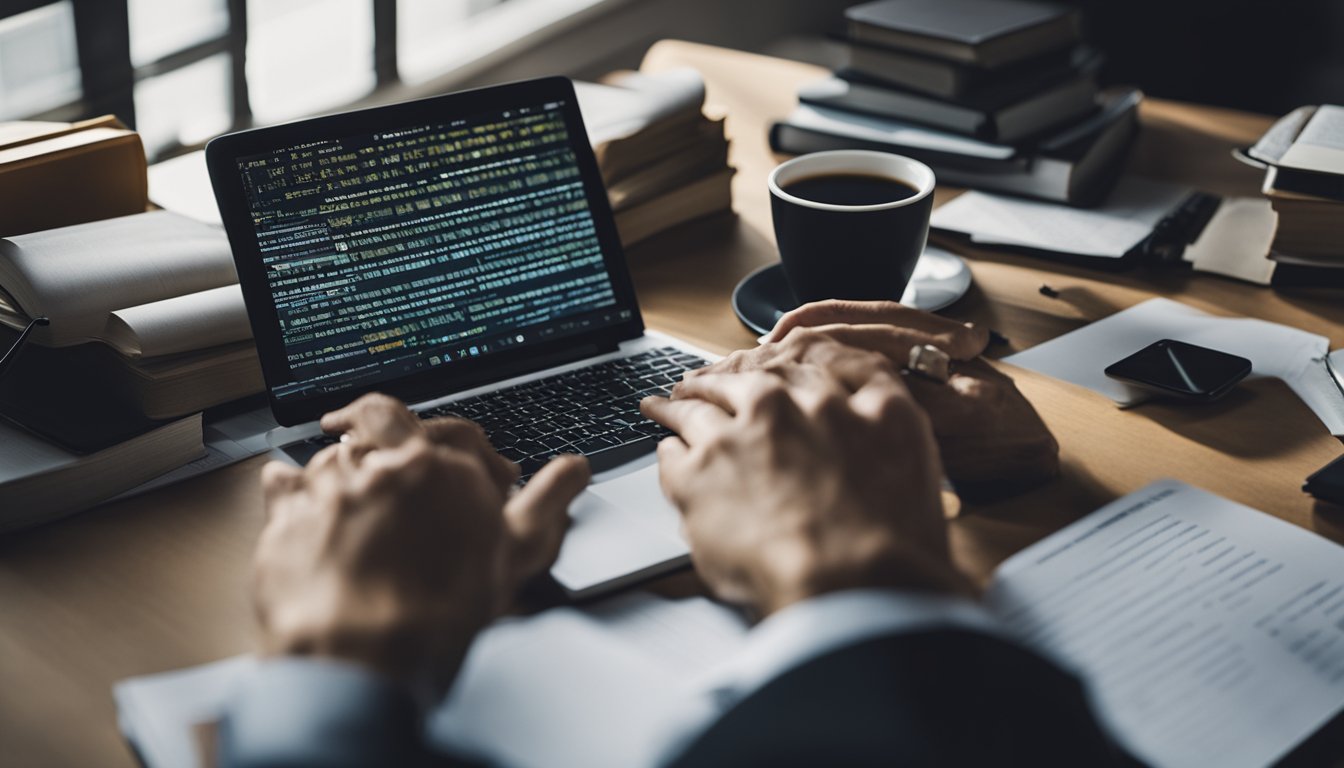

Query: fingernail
[756,333,771,345]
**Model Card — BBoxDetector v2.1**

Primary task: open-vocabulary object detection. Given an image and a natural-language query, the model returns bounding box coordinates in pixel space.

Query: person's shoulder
[670,628,1133,768]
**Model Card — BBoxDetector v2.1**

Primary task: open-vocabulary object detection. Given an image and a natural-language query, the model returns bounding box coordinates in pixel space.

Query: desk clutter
[1,32,1342,767]
[1004,297,1344,433]
[115,480,1344,768]
[771,0,1138,205]
[0,211,266,531]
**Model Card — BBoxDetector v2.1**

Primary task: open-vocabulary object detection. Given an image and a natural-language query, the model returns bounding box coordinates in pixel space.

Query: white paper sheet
[115,592,748,768]
[1181,197,1278,285]
[930,177,1190,258]
[1002,298,1344,433]
[988,479,1344,768]
[431,593,747,768]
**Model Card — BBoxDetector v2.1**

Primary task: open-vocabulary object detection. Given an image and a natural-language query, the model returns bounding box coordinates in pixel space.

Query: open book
[115,480,1344,768]
[0,210,250,357]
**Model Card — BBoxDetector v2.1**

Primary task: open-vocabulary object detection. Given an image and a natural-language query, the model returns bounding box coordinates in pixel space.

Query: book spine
[1271,169,1344,204]
[798,88,987,139]
[768,122,1023,174]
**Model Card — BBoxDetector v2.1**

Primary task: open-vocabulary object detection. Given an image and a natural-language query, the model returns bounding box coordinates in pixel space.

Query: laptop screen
[232,99,632,403]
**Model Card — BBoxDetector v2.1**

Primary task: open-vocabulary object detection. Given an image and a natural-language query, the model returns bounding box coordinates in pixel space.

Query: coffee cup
[768,150,935,305]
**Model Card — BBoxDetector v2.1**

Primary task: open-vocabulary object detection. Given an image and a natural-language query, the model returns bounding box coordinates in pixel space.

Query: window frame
[1,0,407,159]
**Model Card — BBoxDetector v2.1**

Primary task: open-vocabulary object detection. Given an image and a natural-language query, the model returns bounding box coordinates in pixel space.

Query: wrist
[263,601,490,690]
[752,532,976,617]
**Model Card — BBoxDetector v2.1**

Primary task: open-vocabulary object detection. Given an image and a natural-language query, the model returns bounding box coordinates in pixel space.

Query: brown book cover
[0,116,148,238]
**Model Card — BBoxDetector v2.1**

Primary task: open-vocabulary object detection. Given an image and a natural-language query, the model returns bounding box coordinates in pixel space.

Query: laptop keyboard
[286,346,709,480]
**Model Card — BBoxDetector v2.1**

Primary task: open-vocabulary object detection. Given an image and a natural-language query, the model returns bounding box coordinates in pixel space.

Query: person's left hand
[687,300,1058,498]
[252,393,589,692]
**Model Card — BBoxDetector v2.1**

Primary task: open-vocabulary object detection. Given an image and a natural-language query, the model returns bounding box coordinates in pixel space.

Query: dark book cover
[845,0,1080,67]
[846,0,1075,46]
[0,329,172,453]
[844,43,1100,101]
[1269,168,1344,204]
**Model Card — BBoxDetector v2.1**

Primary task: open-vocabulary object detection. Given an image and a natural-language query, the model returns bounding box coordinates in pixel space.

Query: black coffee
[783,173,918,206]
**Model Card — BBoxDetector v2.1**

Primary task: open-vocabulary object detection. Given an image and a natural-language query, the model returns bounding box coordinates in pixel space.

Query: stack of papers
[932,176,1190,259]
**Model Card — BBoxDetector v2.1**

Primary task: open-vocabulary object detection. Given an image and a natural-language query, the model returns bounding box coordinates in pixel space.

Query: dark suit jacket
[667,629,1136,767]
[222,629,1134,768]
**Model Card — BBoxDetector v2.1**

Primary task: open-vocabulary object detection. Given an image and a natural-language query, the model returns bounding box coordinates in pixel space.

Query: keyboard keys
[282,347,708,480]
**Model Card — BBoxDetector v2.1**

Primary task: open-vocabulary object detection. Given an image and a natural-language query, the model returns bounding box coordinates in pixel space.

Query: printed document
[989,479,1344,768]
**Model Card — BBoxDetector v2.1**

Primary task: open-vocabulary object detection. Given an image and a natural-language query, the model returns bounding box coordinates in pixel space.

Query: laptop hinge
[401,342,609,404]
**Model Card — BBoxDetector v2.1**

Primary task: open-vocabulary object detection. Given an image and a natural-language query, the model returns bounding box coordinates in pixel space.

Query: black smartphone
[1104,339,1252,402]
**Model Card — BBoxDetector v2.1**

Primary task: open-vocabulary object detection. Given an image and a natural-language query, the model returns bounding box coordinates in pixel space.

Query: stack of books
[771,0,1141,206]
[576,69,734,246]
[0,210,265,530]
[1249,105,1344,288]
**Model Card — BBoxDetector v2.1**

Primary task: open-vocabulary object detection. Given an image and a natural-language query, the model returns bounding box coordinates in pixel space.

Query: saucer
[731,246,973,336]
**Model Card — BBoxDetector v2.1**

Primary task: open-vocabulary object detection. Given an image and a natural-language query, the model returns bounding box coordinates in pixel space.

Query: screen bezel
[206,76,646,426]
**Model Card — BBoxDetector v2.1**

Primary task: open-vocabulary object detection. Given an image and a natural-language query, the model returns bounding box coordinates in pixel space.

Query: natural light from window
[0,2,81,121]
[246,0,376,124]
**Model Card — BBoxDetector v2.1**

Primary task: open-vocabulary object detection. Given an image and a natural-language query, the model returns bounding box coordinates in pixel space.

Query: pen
[1322,353,1344,402]
[0,316,49,381]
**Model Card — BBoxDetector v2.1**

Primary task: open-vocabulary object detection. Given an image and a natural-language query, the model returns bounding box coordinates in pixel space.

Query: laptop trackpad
[550,464,688,594]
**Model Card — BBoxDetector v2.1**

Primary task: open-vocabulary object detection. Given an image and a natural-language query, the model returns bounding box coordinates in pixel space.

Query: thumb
[499,454,591,598]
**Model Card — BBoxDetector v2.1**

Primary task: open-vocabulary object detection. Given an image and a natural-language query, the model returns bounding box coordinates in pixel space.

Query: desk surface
[4,40,1343,767]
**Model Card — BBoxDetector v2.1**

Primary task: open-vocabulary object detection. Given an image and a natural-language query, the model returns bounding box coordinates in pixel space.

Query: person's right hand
[641,340,974,618]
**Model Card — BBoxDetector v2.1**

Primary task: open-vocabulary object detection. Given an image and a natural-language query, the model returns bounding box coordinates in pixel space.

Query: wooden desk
[3,39,1342,766]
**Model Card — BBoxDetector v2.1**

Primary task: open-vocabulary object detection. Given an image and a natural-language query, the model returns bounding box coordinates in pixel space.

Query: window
[245,0,375,124]
[0,2,81,121]
[0,0,609,161]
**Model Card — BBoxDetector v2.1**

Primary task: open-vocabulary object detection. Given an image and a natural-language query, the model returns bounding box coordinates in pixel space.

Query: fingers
[849,367,918,426]
[763,300,990,359]
[501,454,591,589]
[663,370,794,416]
[423,417,519,491]
[260,461,304,523]
[640,395,733,442]
[654,436,692,508]
[764,299,913,340]
[319,393,418,448]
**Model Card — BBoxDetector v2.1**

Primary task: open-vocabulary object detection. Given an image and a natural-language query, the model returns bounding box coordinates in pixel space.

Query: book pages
[105,284,251,358]
[577,68,706,147]
[0,210,237,348]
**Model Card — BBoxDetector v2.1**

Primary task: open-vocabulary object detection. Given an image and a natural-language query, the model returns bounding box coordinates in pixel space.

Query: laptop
[205,76,714,598]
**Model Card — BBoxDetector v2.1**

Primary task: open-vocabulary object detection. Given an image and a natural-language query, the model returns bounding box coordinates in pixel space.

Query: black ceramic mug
[768,150,936,305]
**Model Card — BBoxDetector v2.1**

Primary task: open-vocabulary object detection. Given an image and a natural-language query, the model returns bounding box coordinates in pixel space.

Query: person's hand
[252,393,589,690]
[690,299,1058,498]
[642,341,975,618]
